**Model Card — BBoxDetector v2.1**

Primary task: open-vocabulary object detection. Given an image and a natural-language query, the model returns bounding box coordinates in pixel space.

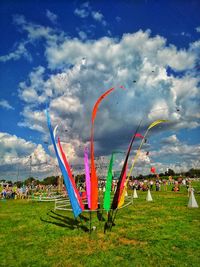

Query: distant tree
[14,181,23,188]
[35,179,40,185]
[186,168,200,178]
[24,177,36,186]
[42,176,58,185]
[165,168,175,176]
[138,174,144,180]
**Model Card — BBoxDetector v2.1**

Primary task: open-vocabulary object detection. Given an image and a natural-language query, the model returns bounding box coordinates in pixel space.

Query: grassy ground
[1,183,200,267]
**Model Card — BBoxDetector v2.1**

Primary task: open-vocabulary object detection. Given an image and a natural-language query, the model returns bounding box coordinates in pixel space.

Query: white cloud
[0,132,55,180]
[0,14,64,63]
[0,132,36,161]
[74,3,107,27]
[92,11,102,21]
[5,15,199,177]
[181,32,191,37]
[74,8,89,18]
[47,138,87,175]
[13,14,26,25]
[18,66,47,104]
[161,134,180,144]
[78,31,87,40]
[0,100,14,110]
[156,142,200,158]
[91,11,107,26]
[128,135,200,175]
[136,151,151,165]
[50,95,82,114]
[18,107,47,133]
[157,45,195,71]
[17,30,199,145]
[116,16,121,23]
[46,9,58,24]
[0,42,32,62]
[13,14,64,45]
[196,26,200,33]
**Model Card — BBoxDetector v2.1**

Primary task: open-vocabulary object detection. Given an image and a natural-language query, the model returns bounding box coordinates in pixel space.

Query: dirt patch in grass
[118,237,148,246]
[47,235,116,258]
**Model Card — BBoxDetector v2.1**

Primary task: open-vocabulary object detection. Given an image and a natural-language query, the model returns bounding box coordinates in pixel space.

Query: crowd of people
[0,183,60,200]
[79,176,193,193]
[0,176,196,200]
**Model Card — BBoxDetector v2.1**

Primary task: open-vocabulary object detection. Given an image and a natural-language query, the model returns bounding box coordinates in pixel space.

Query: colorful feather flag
[103,153,115,212]
[46,110,82,218]
[117,166,127,208]
[127,119,168,179]
[118,120,168,208]
[90,87,115,210]
[57,137,84,210]
[134,133,144,138]
[111,126,142,210]
[84,147,91,209]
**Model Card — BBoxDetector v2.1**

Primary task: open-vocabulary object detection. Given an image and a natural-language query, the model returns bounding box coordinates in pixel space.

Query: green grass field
[1,183,200,267]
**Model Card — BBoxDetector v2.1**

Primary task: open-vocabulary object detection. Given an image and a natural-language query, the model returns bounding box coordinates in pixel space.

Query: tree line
[1,168,200,187]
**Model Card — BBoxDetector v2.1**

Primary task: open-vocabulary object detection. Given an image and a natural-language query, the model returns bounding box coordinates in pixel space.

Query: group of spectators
[1,177,196,200]
[0,183,59,199]
[128,177,193,192]
[96,177,193,193]
[77,176,193,194]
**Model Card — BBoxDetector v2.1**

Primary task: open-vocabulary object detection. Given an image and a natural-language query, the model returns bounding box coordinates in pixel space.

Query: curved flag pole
[90,87,115,211]
[46,110,82,218]
[57,137,85,211]
[84,147,91,209]
[103,151,124,212]
[111,122,142,211]
[119,119,169,208]
[110,119,168,229]
[90,86,126,211]
[104,122,142,231]
[90,86,126,233]
[127,119,168,180]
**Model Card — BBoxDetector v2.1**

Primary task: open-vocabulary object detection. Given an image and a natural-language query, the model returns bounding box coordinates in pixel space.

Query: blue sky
[0,0,200,180]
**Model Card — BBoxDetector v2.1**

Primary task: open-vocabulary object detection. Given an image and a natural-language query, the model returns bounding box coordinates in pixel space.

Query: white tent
[146,189,153,201]
[133,188,138,198]
[188,190,199,208]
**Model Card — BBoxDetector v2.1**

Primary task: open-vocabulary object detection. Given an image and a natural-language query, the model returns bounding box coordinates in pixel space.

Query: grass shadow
[40,210,89,232]
[97,210,106,221]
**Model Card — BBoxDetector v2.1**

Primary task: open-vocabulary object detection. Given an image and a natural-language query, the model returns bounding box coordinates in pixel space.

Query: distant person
[149,180,154,190]
[155,180,160,191]
[163,180,167,191]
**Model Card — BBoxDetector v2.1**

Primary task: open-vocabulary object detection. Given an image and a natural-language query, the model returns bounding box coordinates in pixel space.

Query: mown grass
[1,183,200,267]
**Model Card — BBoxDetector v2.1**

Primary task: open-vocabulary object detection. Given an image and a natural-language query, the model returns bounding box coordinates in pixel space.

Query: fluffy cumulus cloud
[118,133,200,176]
[142,134,200,173]
[0,132,56,180]
[0,132,36,160]
[1,13,200,177]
